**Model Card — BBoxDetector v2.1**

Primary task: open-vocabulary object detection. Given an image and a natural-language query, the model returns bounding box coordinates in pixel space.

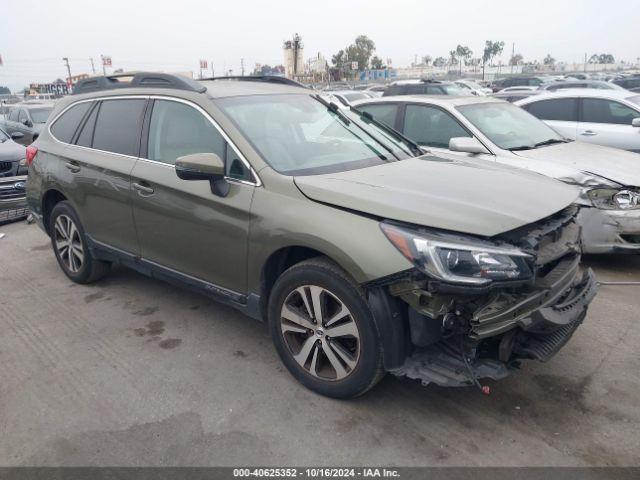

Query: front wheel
[268,258,384,398]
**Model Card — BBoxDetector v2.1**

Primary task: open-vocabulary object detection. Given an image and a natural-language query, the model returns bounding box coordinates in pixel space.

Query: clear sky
[1,0,639,91]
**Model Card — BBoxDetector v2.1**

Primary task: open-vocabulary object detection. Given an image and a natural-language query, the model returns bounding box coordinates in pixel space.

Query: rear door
[130,97,255,294]
[521,97,579,140]
[577,98,640,151]
[50,98,145,254]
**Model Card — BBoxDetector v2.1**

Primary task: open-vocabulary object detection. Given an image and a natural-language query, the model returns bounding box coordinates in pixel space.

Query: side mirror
[10,132,24,140]
[449,137,490,155]
[632,118,640,128]
[22,119,32,127]
[175,152,229,196]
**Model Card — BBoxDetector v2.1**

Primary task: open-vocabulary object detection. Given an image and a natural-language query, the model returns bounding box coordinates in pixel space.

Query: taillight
[25,145,38,166]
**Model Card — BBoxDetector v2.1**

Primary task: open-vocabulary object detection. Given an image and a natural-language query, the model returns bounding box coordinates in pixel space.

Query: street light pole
[62,57,72,90]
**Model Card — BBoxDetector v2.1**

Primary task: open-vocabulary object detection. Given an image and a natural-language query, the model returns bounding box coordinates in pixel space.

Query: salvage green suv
[26,73,597,398]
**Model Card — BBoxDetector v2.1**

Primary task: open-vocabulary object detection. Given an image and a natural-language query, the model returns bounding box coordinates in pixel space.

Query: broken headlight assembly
[380,223,533,286]
[587,188,640,210]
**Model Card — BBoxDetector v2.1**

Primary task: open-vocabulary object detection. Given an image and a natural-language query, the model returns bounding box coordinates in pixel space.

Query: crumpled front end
[382,206,598,388]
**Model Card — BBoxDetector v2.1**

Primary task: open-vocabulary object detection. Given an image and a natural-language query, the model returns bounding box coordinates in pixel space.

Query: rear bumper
[579,207,640,254]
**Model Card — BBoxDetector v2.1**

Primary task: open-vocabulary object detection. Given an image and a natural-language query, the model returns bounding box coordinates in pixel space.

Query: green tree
[370,55,385,69]
[433,56,447,68]
[543,54,555,66]
[332,50,345,69]
[598,53,615,64]
[421,55,432,66]
[344,35,376,70]
[482,40,504,79]
[455,45,473,74]
[448,50,458,67]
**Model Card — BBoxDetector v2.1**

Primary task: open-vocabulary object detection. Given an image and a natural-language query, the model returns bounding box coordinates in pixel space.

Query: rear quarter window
[50,103,92,143]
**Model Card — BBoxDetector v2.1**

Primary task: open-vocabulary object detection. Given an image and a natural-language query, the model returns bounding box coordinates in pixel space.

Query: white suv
[515,89,640,152]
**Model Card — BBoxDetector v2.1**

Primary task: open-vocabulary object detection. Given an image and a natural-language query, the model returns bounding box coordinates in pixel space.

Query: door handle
[580,130,597,136]
[133,182,155,195]
[65,161,80,173]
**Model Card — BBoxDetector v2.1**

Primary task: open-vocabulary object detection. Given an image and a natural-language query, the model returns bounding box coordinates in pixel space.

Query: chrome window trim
[47,94,262,187]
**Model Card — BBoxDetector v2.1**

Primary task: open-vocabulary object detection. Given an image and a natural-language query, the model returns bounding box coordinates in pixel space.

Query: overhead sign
[199,59,208,69]
[102,56,112,67]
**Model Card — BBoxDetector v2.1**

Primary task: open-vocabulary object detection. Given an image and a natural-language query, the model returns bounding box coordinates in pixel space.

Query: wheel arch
[42,188,68,235]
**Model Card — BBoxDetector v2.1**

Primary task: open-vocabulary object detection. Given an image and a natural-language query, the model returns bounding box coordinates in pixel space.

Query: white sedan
[354,95,640,253]
[515,89,640,153]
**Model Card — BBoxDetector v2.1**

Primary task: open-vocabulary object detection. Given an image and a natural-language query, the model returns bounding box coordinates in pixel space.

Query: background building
[283,33,304,78]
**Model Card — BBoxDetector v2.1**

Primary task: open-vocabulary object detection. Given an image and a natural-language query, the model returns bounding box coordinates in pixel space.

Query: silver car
[354,95,640,253]
[515,89,640,152]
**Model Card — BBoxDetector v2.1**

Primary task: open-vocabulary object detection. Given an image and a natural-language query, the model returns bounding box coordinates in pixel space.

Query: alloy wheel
[280,285,361,381]
[53,214,84,273]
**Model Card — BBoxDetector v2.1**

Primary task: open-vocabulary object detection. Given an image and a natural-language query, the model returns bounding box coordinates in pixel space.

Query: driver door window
[148,99,252,181]
[403,105,470,148]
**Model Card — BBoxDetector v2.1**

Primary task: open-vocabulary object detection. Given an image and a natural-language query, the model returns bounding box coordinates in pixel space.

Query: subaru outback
[26,73,597,398]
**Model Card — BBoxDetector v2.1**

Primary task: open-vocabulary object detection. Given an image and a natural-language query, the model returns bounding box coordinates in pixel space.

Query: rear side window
[581,99,640,125]
[523,98,578,122]
[92,99,146,156]
[50,103,92,143]
[357,104,399,128]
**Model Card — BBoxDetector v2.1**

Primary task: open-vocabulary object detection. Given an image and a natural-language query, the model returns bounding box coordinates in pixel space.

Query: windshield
[457,102,564,150]
[217,94,415,175]
[441,84,467,95]
[29,108,53,123]
[343,92,368,102]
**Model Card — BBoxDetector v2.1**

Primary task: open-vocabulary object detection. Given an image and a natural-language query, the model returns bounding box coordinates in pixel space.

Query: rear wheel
[49,201,110,284]
[268,258,384,398]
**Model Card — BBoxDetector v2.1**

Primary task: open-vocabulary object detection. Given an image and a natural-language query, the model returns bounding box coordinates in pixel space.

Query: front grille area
[0,182,26,201]
[0,161,12,173]
[0,160,20,178]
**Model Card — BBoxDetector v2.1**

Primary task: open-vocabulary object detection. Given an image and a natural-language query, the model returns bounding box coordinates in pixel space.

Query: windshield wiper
[349,106,424,157]
[532,138,568,148]
[312,94,351,126]
[507,145,534,151]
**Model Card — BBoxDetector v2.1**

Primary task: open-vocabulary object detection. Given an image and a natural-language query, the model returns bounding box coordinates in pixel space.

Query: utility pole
[90,58,96,74]
[241,58,245,76]
[210,61,214,78]
[510,43,515,74]
[101,55,106,76]
[584,53,587,73]
[62,57,72,90]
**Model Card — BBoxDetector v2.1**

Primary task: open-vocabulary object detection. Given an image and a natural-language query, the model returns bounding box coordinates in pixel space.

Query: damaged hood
[513,141,640,187]
[294,155,579,237]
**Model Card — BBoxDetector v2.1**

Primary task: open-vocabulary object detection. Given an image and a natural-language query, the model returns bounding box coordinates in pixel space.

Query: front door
[130,98,256,294]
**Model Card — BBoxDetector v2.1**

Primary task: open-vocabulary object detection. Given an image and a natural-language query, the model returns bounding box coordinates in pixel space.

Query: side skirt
[85,236,263,321]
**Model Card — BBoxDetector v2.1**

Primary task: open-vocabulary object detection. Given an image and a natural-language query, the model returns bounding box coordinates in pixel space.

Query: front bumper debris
[579,207,640,254]
[390,268,597,387]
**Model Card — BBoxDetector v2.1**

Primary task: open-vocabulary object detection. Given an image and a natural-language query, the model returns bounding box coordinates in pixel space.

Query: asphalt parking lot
[1,220,639,467]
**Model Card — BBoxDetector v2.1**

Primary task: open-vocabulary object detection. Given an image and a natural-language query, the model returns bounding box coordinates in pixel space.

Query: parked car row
[23,72,602,399]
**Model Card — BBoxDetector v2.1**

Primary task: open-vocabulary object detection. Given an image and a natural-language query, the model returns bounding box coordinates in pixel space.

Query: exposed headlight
[19,158,27,166]
[380,223,533,286]
[587,188,640,210]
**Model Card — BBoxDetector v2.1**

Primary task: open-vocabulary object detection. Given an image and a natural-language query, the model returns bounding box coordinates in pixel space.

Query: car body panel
[130,158,255,293]
[293,155,578,237]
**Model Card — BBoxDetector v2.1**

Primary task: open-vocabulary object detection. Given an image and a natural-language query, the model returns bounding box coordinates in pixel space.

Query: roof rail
[72,72,207,95]
[201,75,309,89]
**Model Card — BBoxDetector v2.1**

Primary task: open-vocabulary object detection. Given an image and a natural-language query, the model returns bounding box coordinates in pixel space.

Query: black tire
[49,201,110,284]
[268,257,385,398]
